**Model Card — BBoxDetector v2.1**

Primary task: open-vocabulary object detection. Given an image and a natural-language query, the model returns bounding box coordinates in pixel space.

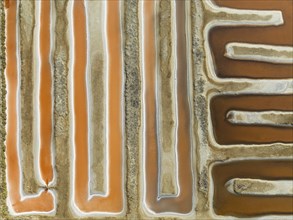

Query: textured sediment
[19,0,39,195]
[87,0,106,194]
[53,0,72,218]
[124,0,141,219]
[0,0,292,219]
[0,0,7,217]
[158,0,177,195]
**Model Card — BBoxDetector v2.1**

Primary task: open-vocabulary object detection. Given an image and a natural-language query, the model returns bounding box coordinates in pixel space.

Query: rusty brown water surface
[210,0,293,78]
[39,0,53,185]
[212,160,293,217]
[210,95,293,145]
[4,0,9,9]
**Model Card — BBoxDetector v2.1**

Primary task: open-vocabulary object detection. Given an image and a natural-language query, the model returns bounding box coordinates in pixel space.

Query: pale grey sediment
[227,111,293,127]
[19,0,39,195]
[226,178,293,196]
[225,43,293,64]
[158,0,177,196]
[158,0,175,155]
[87,0,106,195]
